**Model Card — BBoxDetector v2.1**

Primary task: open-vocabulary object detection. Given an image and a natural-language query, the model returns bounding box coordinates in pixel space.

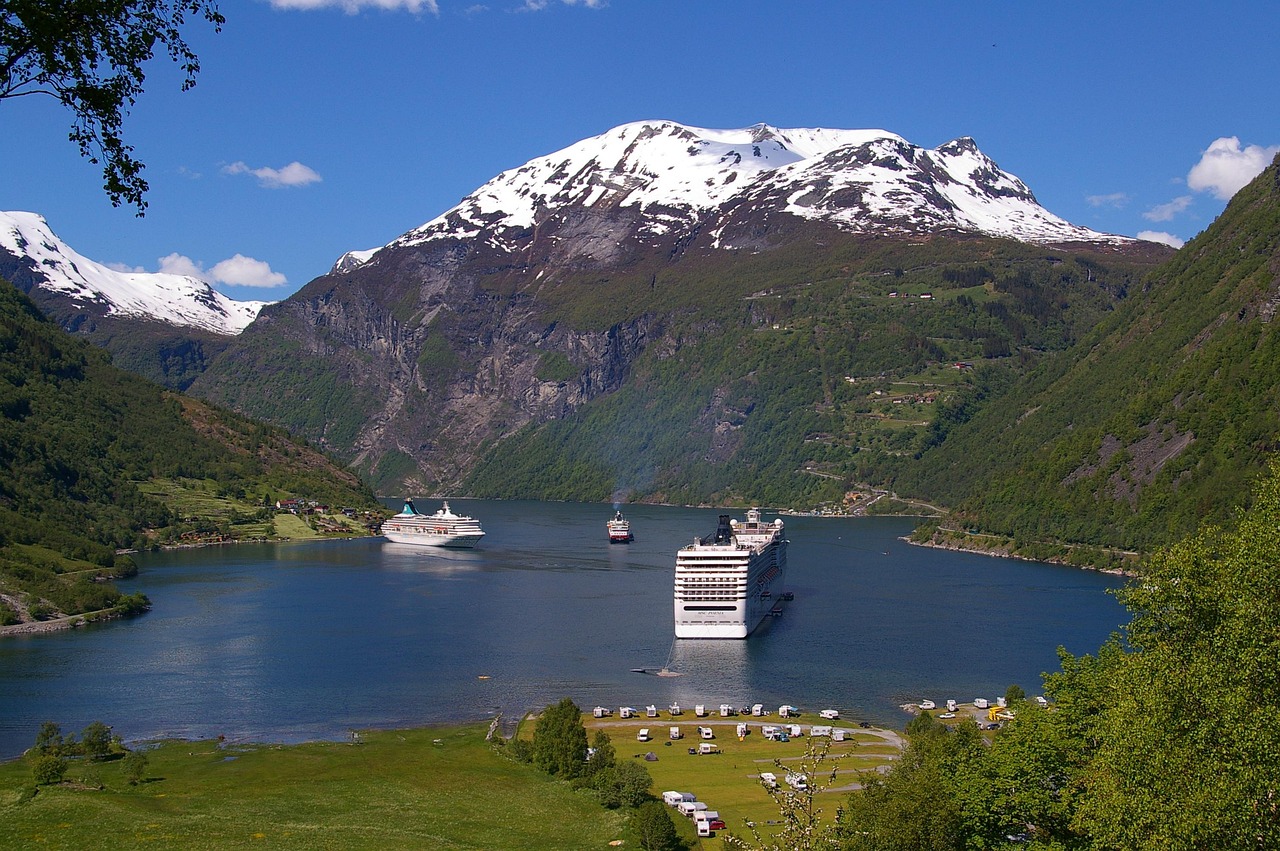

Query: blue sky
[2,0,1277,301]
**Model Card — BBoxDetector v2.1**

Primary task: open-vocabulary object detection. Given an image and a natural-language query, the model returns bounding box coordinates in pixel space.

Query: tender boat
[607,510,634,543]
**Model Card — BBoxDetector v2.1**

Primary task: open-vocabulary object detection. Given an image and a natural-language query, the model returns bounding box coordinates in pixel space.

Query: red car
[708,819,726,831]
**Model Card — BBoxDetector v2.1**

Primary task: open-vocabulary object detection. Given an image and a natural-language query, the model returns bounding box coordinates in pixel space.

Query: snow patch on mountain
[0,211,268,335]
[332,121,1131,271]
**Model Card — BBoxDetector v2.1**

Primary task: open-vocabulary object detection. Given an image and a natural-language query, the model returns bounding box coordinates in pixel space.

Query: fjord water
[0,501,1126,759]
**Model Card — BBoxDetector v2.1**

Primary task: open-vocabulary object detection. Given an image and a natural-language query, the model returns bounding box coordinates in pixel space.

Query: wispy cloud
[1086,192,1129,209]
[519,0,605,10]
[159,253,290,288]
[1137,230,1184,249]
[1187,136,1280,201]
[1142,195,1193,222]
[269,0,439,13]
[223,161,323,189]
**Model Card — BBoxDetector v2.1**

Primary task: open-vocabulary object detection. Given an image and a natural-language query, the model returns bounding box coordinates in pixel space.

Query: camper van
[669,726,682,740]
[697,742,720,755]
[699,726,714,739]
[662,791,695,807]
[677,800,708,818]
[637,728,650,742]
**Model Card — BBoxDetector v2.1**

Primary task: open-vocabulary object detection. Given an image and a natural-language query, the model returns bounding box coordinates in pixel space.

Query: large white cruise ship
[381,499,485,548]
[673,509,787,639]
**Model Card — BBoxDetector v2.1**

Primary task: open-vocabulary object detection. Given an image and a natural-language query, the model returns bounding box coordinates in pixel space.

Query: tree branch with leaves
[0,1,224,213]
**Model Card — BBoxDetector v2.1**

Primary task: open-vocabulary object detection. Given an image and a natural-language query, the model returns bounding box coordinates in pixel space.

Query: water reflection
[380,542,485,572]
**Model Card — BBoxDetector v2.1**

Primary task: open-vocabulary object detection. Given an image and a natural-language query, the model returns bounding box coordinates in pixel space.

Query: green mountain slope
[900,155,1280,555]
[0,279,379,629]
[461,233,1159,506]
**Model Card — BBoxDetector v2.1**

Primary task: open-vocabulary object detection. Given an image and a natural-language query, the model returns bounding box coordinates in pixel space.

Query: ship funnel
[714,514,733,543]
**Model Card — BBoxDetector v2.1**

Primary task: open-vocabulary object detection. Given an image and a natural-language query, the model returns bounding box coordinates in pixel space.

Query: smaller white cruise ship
[381,499,485,548]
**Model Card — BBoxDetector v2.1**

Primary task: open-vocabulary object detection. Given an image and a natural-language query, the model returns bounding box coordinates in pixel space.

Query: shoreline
[903,534,1137,577]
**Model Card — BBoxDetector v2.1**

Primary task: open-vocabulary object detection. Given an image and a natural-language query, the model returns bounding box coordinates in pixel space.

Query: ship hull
[383,530,484,548]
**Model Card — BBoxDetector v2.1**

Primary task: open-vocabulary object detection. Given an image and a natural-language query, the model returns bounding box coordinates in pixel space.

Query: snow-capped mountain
[0,211,267,335]
[338,120,1130,270]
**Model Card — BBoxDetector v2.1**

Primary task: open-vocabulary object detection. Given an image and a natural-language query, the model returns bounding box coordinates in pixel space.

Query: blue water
[0,501,1127,759]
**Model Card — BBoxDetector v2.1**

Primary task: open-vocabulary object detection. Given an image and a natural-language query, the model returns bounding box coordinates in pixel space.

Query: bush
[122,750,148,785]
[32,754,67,785]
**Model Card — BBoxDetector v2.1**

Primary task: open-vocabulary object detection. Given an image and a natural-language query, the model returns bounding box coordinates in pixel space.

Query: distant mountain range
[0,211,269,389]
[0,211,266,334]
[337,121,1139,274]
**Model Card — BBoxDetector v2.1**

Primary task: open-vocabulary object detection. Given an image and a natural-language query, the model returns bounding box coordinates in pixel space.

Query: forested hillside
[0,279,378,628]
[901,154,1280,556]
[461,234,1155,506]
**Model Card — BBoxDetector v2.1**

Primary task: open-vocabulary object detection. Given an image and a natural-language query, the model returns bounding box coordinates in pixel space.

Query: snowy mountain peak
[335,120,1129,272]
[0,211,268,335]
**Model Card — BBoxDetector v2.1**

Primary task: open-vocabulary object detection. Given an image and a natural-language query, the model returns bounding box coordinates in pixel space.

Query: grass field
[1,715,902,849]
[0,724,627,850]
[583,715,901,846]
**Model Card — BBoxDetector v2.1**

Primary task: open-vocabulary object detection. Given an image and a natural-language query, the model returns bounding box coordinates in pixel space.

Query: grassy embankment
[1,715,901,849]
[136,479,376,544]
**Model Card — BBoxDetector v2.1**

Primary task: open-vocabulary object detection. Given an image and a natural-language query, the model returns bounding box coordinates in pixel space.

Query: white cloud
[209,255,289,288]
[1137,231,1185,249]
[158,253,207,278]
[1142,195,1193,222]
[105,261,146,273]
[520,0,605,9]
[223,160,323,189]
[269,0,439,13]
[1086,192,1129,209]
[1187,137,1280,201]
[156,253,289,289]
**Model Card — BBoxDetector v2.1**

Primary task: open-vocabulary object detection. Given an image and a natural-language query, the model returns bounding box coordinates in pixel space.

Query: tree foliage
[80,721,112,760]
[0,1,225,211]
[31,753,67,785]
[834,460,1280,849]
[531,697,588,780]
[633,799,683,851]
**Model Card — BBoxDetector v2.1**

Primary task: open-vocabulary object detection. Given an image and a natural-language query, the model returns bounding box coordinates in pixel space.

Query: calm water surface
[0,500,1127,759]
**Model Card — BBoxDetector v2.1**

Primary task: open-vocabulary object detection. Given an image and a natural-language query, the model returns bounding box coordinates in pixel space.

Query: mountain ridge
[340,120,1142,275]
[0,211,268,335]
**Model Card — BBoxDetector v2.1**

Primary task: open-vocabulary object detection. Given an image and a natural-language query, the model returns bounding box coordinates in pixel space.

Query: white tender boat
[607,510,634,543]
[381,499,485,548]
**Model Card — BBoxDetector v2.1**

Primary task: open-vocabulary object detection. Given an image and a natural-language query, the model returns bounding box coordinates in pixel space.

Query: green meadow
[1,715,902,850]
